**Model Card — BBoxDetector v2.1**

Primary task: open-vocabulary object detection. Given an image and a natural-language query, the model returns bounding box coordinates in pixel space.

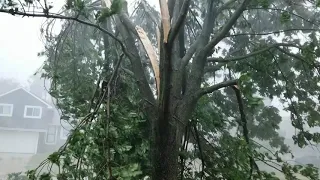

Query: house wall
[0,87,70,155]
[0,130,39,154]
[37,126,67,153]
[0,89,54,130]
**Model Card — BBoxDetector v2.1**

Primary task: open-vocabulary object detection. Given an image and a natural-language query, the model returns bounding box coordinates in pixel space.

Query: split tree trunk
[151,100,194,180]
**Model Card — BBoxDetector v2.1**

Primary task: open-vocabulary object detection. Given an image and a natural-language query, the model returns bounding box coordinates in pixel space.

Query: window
[60,127,71,140]
[45,126,57,144]
[24,106,42,119]
[0,104,13,117]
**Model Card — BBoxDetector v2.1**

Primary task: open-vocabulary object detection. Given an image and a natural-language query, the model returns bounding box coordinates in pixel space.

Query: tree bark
[152,115,180,180]
[151,96,195,180]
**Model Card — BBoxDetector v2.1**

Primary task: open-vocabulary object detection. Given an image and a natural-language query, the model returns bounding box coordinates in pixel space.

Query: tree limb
[180,1,215,69]
[231,86,261,179]
[168,0,191,45]
[204,63,226,73]
[207,43,295,63]
[115,15,156,104]
[202,0,251,55]
[227,28,319,37]
[159,0,171,43]
[247,7,319,27]
[186,0,249,96]
[196,79,238,99]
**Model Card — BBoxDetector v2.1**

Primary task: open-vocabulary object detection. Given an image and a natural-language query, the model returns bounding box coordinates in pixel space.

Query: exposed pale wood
[156,27,161,52]
[136,26,160,94]
[159,0,171,43]
[102,0,111,8]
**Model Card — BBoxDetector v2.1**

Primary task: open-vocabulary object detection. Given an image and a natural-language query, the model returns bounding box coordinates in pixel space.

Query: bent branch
[207,43,295,63]
[202,0,252,56]
[231,86,261,178]
[195,79,238,99]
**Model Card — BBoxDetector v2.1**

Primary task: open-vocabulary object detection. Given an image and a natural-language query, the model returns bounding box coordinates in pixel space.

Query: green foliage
[280,11,291,24]
[7,172,28,180]
[317,0,320,7]
[97,0,123,22]
[257,0,270,9]
[7,0,320,179]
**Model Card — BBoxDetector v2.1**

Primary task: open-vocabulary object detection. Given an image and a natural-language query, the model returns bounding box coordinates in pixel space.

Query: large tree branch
[195,79,238,99]
[207,43,295,63]
[181,1,217,96]
[115,15,156,104]
[185,0,249,97]
[228,28,319,37]
[204,63,226,73]
[180,1,216,69]
[276,47,320,74]
[202,0,251,55]
[247,7,319,27]
[168,0,191,45]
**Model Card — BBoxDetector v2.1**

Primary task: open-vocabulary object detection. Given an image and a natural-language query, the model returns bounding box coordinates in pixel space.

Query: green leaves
[280,11,291,24]
[47,152,60,166]
[317,0,320,7]
[14,0,320,179]
[97,0,123,22]
[257,0,270,8]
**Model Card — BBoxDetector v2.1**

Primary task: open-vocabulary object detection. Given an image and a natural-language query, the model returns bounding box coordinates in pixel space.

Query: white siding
[0,130,39,154]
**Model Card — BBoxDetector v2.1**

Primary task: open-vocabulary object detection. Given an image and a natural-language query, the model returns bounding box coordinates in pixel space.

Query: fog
[0,4,67,177]
[0,0,320,179]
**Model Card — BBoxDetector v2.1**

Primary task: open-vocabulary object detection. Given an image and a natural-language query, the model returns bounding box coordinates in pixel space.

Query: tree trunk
[151,99,194,180]
[152,115,181,180]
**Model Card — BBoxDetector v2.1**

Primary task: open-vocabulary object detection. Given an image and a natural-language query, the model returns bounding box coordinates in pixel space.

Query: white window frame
[24,105,42,119]
[0,103,13,117]
[45,125,57,144]
[60,127,71,140]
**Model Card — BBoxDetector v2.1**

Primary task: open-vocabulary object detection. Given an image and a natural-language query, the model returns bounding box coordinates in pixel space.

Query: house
[0,87,72,176]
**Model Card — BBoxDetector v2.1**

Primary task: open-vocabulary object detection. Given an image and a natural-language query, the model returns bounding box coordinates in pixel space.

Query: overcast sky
[0,14,45,83]
[0,0,158,83]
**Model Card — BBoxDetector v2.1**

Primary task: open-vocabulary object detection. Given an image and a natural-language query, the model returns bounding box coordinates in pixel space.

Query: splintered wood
[159,0,171,43]
[102,0,111,7]
[136,26,160,94]
[100,0,161,95]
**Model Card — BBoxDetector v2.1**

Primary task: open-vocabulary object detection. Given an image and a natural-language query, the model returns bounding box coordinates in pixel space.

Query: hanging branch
[231,85,261,179]
[191,120,205,180]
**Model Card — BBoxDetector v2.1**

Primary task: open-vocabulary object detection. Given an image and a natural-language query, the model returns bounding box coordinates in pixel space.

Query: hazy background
[0,14,45,83]
[0,1,319,179]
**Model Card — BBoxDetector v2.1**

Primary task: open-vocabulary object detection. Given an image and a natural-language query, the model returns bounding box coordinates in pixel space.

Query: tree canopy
[2,0,320,179]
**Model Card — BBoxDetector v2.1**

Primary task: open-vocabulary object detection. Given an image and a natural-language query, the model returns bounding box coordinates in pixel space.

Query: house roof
[0,87,53,108]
